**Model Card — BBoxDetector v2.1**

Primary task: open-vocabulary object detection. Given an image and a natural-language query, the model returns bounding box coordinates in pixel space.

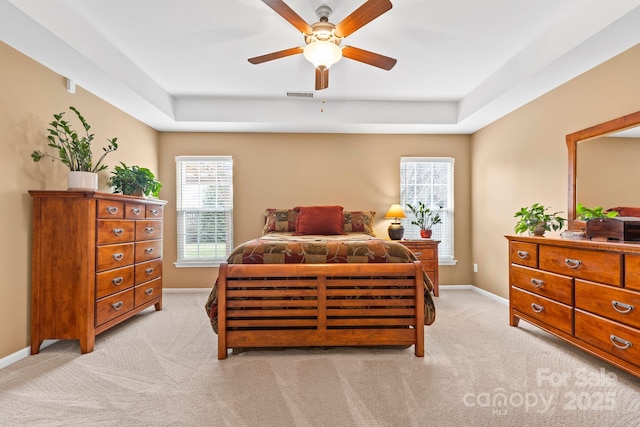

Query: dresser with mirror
[507,110,640,378]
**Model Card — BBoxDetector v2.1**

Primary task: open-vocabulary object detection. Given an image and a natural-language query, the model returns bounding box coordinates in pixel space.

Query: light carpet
[1,289,639,426]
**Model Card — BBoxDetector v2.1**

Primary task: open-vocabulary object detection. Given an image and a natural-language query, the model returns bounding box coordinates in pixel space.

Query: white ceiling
[2,0,640,134]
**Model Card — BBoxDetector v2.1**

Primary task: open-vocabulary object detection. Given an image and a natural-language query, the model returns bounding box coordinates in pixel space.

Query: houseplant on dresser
[31,106,118,190]
[576,203,618,221]
[513,203,565,236]
[109,162,162,197]
[406,201,443,238]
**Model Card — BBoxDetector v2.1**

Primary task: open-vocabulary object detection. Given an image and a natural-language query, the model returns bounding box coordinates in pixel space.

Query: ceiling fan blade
[261,0,313,35]
[248,47,304,64]
[342,46,397,70]
[315,67,329,90]
[334,0,393,38]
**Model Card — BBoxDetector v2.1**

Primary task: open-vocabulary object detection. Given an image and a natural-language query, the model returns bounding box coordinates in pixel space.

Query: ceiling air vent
[286,92,314,98]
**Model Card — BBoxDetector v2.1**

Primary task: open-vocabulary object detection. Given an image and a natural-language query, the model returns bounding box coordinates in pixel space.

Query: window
[175,156,233,267]
[400,157,455,265]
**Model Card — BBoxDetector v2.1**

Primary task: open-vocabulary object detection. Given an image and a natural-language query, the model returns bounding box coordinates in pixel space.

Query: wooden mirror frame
[567,110,640,230]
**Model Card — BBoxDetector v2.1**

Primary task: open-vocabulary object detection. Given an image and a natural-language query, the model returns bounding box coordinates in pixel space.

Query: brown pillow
[294,205,345,235]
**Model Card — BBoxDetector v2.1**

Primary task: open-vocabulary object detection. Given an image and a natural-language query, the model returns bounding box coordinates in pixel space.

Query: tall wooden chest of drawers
[399,240,440,296]
[29,191,167,354]
[507,234,640,377]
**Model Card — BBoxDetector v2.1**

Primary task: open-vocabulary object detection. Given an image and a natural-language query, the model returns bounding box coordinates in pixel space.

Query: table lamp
[385,204,407,240]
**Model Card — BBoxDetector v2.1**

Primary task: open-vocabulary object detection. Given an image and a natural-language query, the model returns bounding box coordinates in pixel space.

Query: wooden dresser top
[506,234,640,254]
[29,190,167,206]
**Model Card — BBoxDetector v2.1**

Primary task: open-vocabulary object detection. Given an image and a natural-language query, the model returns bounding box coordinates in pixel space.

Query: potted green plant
[406,202,443,238]
[31,106,118,190]
[109,162,162,197]
[514,203,565,236]
[576,203,619,221]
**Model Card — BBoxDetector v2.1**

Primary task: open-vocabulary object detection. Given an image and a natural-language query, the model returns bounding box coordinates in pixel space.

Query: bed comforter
[205,233,436,333]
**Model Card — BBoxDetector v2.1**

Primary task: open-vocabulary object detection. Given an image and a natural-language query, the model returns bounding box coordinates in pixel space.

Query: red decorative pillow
[294,205,345,235]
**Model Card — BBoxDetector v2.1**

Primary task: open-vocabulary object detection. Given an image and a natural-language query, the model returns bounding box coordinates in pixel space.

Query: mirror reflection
[566,110,640,230]
[577,129,640,210]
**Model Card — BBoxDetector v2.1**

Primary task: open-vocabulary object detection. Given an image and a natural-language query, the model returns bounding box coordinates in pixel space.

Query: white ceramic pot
[68,171,98,191]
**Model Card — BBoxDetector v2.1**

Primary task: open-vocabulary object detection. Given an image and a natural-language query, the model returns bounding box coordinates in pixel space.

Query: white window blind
[400,157,455,264]
[175,156,233,267]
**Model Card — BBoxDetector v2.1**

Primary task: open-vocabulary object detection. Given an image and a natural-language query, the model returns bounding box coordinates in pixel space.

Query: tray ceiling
[2,0,640,133]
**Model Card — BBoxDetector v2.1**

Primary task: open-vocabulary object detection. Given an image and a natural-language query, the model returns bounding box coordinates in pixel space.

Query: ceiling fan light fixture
[250,0,396,89]
[303,41,342,69]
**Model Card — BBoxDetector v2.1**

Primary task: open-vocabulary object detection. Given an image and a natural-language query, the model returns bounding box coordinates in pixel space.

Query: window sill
[174,261,223,268]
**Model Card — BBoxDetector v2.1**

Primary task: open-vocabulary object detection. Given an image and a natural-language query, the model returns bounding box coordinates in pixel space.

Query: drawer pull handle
[150,209,160,216]
[132,208,142,216]
[111,301,123,311]
[517,251,529,259]
[530,278,544,288]
[413,251,423,257]
[145,288,154,296]
[530,303,544,313]
[107,206,119,215]
[564,258,582,269]
[145,268,154,275]
[113,253,124,261]
[113,228,124,236]
[145,227,155,234]
[145,248,154,254]
[112,277,123,286]
[611,300,634,314]
[610,334,632,350]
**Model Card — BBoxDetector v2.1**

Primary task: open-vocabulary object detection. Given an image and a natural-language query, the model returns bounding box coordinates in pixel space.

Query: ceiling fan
[248,0,397,90]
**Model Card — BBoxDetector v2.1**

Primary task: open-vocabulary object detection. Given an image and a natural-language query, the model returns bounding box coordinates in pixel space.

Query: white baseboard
[440,284,473,290]
[0,347,29,370]
[0,340,56,370]
[163,288,210,293]
[441,284,508,305]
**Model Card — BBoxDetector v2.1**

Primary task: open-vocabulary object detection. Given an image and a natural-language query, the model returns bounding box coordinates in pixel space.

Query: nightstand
[399,239,440,297]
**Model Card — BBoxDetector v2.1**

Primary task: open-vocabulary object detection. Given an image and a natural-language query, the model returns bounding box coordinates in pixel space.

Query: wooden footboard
[217,261,425,359]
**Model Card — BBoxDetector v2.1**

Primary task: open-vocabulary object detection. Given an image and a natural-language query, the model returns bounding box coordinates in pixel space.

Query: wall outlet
[473,263,478,273]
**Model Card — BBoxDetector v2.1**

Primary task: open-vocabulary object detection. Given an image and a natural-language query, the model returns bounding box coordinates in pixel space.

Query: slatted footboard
[217,261,425,359]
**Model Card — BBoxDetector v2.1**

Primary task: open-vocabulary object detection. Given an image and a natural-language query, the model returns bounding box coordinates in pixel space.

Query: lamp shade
[303,41,342,69]
[385,204,407,220]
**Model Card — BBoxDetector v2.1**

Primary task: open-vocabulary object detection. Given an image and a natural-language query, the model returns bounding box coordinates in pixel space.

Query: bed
[205,206,436,359]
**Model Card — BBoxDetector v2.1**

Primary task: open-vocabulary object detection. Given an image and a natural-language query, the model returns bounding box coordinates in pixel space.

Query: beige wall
[158,133,472,289]
[4,33,640,362]
[471,43,640,299]
[0,42,159,359]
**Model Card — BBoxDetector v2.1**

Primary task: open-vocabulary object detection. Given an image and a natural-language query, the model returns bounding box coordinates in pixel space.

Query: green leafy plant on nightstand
[406,201,443,231]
